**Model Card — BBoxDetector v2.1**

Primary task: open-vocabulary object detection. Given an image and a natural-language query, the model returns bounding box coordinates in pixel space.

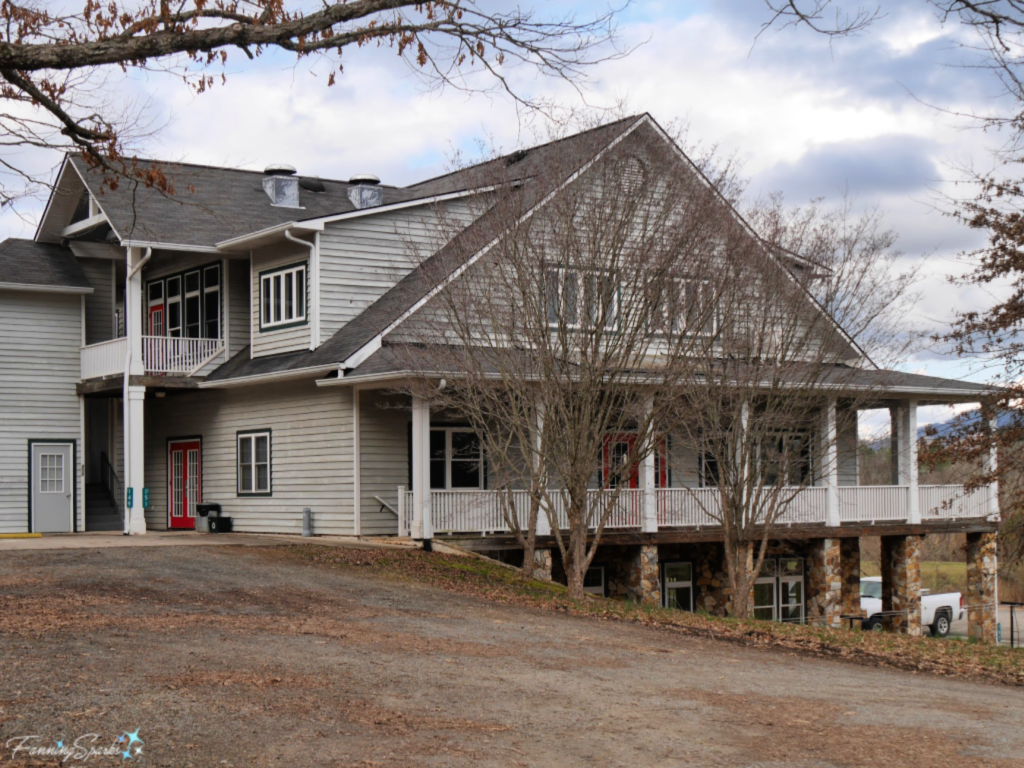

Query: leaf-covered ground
[293,542,1024,687]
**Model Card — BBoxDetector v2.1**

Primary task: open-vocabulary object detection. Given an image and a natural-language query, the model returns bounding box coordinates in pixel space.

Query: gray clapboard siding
[0,290,82,532]
[838,406,859,487]
[79,258,114,344]
[251,243,311,358]
[227,259,249,357]
[358,390,408,535]
[143,380,353,533]
[319,200,479,338]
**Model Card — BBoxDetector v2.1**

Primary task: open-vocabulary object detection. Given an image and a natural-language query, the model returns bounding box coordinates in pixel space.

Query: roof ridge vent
[264,164,296,176]
[348,174,383,210]
[262,164,301,208]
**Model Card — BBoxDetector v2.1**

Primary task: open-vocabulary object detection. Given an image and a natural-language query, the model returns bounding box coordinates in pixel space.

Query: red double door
[602,433,668,488]
[168,440,201,529]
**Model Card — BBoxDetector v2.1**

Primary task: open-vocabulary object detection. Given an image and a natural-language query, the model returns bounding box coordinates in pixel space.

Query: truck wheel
[864,617,884,632]
[931,612,951,638]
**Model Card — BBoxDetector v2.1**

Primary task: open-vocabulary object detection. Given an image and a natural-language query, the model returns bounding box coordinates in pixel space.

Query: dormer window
[260,262,307,331]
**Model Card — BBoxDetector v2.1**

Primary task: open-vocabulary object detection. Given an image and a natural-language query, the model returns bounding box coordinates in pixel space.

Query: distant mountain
[862,408,1016,450]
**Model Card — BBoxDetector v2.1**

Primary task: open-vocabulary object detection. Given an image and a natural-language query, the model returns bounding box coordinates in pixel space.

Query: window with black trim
[237,431,271,495]
[143,262,221,340]
[260,262,307,330]
[429,428,484,489]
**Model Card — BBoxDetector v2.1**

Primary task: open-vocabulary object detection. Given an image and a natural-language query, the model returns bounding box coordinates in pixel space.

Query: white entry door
[31,442,73,533]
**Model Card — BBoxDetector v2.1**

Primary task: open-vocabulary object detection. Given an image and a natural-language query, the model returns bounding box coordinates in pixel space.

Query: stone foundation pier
[807,538,841,628]
[966,531,998,644]
[881,534,922,636]
[532,548,553,581]
[839,537,862,621]
[625,545,661,607]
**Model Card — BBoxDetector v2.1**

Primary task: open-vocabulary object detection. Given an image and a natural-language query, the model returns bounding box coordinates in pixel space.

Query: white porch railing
[920,485,991,520]
[80,337,128,380]
[411,484,993,537]
[838,486,908,523]
[81,336,224,379]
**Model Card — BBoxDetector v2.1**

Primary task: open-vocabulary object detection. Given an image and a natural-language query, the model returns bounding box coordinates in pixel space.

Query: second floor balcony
[80,335,225,380]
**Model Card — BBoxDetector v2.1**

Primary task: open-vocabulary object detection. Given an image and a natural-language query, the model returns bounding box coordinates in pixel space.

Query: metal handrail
[99,451,124,517]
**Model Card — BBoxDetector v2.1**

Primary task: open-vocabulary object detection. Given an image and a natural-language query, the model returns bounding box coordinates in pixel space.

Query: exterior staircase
[85,482,122,532]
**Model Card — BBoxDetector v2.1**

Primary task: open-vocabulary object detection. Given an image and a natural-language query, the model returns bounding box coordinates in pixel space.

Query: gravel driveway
[1,543,1023,767]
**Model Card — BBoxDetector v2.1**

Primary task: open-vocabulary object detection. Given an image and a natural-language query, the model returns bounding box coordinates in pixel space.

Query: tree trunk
[565,499,589,600]
[520,496,539,579]
[724,539,754,618]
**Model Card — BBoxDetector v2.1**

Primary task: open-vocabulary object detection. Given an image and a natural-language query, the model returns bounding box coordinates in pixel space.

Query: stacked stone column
[966,531,998,644]
[839,537,863,620]
[807,538,842,628]
[532,548,553,581]
[625,545,661,607]
[880,534,922,636]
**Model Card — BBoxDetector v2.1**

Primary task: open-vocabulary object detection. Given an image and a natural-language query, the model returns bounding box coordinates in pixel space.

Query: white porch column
[897,400,920,524]
[534,397,551,537]
[123,247,147,535]
[985,411,1001,521]
[411,395,432,539]
[123,385,147,534]
[820,398,840,527]
[641,396,658,534]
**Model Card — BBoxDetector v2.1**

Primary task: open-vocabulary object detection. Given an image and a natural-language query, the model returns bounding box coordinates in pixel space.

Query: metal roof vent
[262,164,301,208]
[348,174,383,210]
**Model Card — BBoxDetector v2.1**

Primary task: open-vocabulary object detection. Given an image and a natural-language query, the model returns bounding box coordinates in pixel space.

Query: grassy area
[285,543,1024,687]
[861,560,967,596]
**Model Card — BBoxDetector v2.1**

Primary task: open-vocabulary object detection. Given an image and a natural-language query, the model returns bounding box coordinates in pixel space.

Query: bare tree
[0,0,627,208]
[391,117,917,607]
[394,120,737,598]
[672,197,920,616]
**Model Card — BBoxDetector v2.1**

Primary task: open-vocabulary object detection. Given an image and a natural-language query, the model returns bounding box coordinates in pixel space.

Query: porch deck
[397,485,995,538]
[80,336,224,379]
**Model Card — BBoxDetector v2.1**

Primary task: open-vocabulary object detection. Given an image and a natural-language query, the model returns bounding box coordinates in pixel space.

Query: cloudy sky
[4,0,1016,433]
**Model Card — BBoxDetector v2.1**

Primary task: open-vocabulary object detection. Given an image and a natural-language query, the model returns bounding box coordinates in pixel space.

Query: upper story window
[657,277,718,338]
[260,262,307,331]
[545,267,620,331]
[145,262,221,339]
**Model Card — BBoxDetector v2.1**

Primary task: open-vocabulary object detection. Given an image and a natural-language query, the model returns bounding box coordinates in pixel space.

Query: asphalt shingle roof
[0,238,92,291]
[204,117,643,383]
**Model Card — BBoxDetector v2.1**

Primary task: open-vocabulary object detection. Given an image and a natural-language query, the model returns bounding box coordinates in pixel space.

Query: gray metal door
[31,443,73,533]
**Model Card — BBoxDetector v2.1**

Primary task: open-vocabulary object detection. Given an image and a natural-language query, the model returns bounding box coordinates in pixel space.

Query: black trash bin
[195,503,221,518]
[208,517,233,533]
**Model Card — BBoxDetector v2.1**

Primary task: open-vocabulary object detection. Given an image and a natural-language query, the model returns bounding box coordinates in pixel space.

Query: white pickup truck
[860,576,964,637]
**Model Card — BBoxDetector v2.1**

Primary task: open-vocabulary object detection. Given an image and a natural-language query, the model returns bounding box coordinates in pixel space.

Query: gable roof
[0,238,93,293]
[203,116,645,385]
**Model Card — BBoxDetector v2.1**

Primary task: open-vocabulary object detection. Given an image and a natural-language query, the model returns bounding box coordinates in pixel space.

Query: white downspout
[284,229,318,351]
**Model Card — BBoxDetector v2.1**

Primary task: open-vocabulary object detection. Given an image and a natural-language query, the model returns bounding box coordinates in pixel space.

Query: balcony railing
[81,336,224,379]
[401,484,995,537]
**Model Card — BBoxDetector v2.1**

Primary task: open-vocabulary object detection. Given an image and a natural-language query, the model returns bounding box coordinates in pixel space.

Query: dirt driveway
[1,544,1023,767]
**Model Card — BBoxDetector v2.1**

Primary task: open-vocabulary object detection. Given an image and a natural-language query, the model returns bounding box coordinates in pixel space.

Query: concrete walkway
[0,531,421,552]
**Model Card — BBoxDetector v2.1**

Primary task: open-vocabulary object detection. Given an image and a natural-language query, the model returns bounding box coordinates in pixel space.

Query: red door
[168,440,201,530]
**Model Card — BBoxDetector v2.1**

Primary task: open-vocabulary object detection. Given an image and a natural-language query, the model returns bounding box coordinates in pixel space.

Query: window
[203,265,220,339]
[260,263,307,330]
[583,566,605,596]
[662,562,693,611]
[860,580,882,600]
[759,431,811,486]
[779,558,804,623]
[39,453,64,493]
[658,277,717,337]
[237,431,271,495]
[166,276,182,338]
[429,428,484,490]
[144,262,222,340]
[184,270,201,339]
[545,267,619,331]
